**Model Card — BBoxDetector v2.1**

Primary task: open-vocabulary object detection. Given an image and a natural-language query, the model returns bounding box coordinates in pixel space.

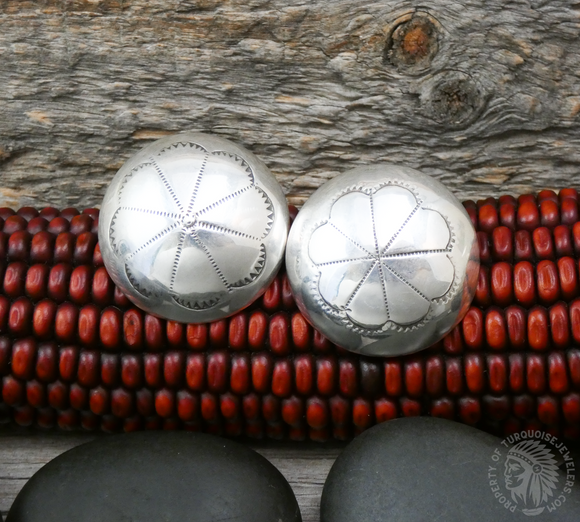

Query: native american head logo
[503,440,560,516]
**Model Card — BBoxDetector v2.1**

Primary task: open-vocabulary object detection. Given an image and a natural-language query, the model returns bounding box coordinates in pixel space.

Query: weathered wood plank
[0,429,342,522]
[1,1,580,209]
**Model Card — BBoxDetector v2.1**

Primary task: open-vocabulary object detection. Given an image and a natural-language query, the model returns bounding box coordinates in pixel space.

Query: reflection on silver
[286,164,479,357]
[99,132,289,323]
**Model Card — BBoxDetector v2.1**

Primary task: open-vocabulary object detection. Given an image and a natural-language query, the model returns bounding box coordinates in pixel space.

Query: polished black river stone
[7,431,301,522]
[322,417,580,521]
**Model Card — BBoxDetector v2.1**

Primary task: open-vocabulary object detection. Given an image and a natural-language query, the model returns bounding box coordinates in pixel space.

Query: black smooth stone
[7,432,301,522]
[322,417,580,521]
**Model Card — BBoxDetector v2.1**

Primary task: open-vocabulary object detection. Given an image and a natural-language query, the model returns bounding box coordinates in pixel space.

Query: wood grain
[0,429,343,522]
[1,1,580,210]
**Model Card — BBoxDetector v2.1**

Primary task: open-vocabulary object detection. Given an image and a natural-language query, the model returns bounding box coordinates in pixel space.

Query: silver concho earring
[285,164,479,357]
[98,132,289,323]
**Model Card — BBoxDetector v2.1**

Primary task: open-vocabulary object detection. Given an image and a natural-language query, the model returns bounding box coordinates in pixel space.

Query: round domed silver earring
[98,131,289,323]
[285,164,479,357]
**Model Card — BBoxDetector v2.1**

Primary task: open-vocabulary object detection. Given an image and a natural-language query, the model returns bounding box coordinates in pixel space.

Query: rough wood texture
[1,1,580,209]
[0,429,342,522]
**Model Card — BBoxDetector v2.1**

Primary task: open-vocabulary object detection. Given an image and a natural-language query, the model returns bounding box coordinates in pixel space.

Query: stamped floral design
[309,185,455,329]
[110,142,273,310]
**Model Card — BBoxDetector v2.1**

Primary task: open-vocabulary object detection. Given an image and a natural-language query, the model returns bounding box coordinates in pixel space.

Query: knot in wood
[421,71,486,129]
[385,13,439,74]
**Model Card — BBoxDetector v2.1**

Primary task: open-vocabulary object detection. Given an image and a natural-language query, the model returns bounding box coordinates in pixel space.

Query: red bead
[478,204,499,233]
[32,300,56,339]
[100,307,122,350]
[487,354,507,394]
[206,350,229,393]
[54,302,78,343]
[164,351,185,388]
[505,305,527,349]
[458,396,481,425]
[514,230,533,261]
[375,397,398,423]
[9,297,33,337]
[35,342,57,383]
[186,323,208,351]
[330,395,351,426]
[47,263,73,302]
[352,398,373,429]
[281,395,304,427]
[483,395,510,421]
[8,230,31,262]
[248,310,267,350]
[526,354,546,394]
[243,393,261,421]
[306,396,328,429]
[385,359,403,396]
[111,387,134,418]
[220,393,240,420]
[101,353,120,387]
[209,319,227,348]
[262,275,281,312]
[360,359,381,398]
[4,262,27,298]
[442,326,463,355]
[78,304,99,347]
[74,232,98,265]
[512,394,535,419]
[430,397,455,420]
[228,312,248,351]
[465,353,484,394]
[291,312,311,352]
[399,397,421,418]
[553,225,573,256]
[562,393,580,424]
[185,353,205,391]
[12,338,36,380]
[527,306,550,351]
[558,257,578,301]
[252,353,272,393]
[77,349,100,388]
[135,388,154,416]
[54,232,75,263]
[462,307,483,350]
[59,346,79,382]
[425,355,444,397]
[69,214,93,235]
[230,353,250,395]
[25,264,49,302]
[339,359,358,398]
[269,312,291,355]
[92,266,114,305]
[513,261,535,307]
[477,232,491,265]
[549,302,570,349]
[485,308,507,351]
[536,260,559,305]
[281,273,296,311]
[405,357,424,398]
[262,394,280,422]
[537,395,559,426]
[3,215,27,234]
[508,353,525,394]
[490,262,513,307]
[317,355,338,396]
[491,226,513,262]
[69,383,88,410]
[144,314,164,351]
[30,231,55,264]
[47,217,69,235]
[69,266,92,304]
[499,202,516,230]
[548,351,569,394]
[272,358,292,398]
[177,390,199,422]
[561,198,579,225]
[517,200,540,231]
[539,199,559,228]
[293,354,313,396]
[47,380,68,410]
[121,354,144,389]
[155,388,175,418]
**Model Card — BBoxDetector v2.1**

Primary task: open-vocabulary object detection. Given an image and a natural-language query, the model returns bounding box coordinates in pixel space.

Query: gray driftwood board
[1,1,580,521]
[1,1,580,209]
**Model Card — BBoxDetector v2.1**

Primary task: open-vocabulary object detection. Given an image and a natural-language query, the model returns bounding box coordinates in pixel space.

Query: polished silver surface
[99,132,289,323]
[286,164,479,357]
